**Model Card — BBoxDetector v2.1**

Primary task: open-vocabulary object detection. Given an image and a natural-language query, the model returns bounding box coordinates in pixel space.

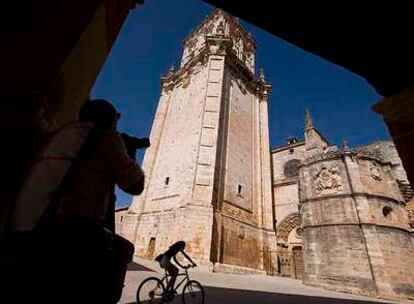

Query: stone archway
[276,213,302,278]
[276,212,301,245]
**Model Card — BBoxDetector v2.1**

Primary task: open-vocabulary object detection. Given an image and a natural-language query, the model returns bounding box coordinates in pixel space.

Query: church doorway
[292,246,303,280]
[146,237,156,259]
[276,213,303,279]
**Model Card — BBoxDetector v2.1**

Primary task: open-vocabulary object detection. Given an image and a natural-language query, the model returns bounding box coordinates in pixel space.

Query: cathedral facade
[272,110,414,299]
[119,10,414,300]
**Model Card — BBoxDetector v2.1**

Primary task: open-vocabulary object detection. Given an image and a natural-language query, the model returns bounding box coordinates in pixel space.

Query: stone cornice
[224,51,271,100]
[273,179,298,187]
[303,150,343,166]
[160,49,210,93]
[302,147,390,167]
[303,222,413,234]
[301,192,405,206]
[161,35,271,99]
[351,147,386,163]
[271,140,306,153]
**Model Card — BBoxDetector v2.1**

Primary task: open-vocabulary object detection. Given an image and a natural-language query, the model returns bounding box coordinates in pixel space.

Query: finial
[304,108,314,131]
[259,68,266,82]
[342,138,350,152]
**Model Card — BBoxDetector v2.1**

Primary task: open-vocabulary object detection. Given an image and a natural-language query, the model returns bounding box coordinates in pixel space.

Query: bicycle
[136,263,204,304]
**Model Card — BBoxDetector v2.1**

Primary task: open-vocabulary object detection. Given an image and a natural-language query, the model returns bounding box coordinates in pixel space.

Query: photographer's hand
[138,137,150,148]
[120,133,151,160]
[121,134,136,159]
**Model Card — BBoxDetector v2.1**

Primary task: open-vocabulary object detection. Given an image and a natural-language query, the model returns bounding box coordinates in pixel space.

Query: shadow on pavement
[127,285,387,304]
[127,261,156,272]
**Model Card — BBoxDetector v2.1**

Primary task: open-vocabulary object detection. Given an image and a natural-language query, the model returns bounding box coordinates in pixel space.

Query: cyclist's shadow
[127,261,157,272]
[126,297,190,304]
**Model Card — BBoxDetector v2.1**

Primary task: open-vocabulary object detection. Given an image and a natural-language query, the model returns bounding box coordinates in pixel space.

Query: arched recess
[276,212,301,244]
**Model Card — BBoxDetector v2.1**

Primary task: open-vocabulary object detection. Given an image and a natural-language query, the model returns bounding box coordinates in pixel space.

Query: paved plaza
[119,259,396,304]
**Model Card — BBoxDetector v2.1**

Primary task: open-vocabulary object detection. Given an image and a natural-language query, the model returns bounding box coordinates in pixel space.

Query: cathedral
[119,10,414,300]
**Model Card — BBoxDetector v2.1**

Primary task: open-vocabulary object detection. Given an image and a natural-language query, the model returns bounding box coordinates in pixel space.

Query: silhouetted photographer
[2,99,148,303]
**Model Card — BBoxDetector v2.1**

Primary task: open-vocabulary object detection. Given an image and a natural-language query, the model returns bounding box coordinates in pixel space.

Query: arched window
[283,159,301,178]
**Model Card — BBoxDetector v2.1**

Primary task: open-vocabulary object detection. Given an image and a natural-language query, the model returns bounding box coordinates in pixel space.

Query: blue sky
[91,0,390,207]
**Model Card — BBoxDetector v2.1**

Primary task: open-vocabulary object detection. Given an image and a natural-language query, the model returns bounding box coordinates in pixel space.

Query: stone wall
[271,142,305,182]
[140,66,210,208]
[123,49,220,264]
[133,206,214,263]
[114,207,128,235]
[210,62,276,273]
[273,184,300,224]
[303,224,377,295]
[300,149,414,300]
[222,72,256,212]
[361,141,409,184]
[271,141,306,277]
[219,215,262,269]
[271,142,305,225]
[376,226,414,297]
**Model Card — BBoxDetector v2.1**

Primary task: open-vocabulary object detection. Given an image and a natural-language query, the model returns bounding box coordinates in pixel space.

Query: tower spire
[304,108,314,131]
[342,138,350,152]
[259,68,266,83]
[304,107,329,152]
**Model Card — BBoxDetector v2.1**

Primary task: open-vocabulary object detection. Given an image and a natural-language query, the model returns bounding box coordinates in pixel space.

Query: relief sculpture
[313,165,343,195]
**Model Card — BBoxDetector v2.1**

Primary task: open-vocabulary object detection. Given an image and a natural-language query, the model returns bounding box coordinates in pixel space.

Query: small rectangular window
[165,177,170,185]
[238,184,243,195]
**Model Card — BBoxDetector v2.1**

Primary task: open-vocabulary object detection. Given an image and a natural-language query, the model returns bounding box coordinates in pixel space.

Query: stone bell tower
[121,9,277,273]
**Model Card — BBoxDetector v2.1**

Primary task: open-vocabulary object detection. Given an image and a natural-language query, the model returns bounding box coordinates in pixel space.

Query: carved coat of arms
[313,165,343,195]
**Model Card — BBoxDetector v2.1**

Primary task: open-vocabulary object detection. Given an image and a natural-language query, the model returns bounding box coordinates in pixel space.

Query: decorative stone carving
[352,147,385,162]
[206,36,231,56]
[294,227,302,239]
[186,38,196,50]
[369,162,382,181]
[216,21,225,36]
[276,213,301,244]
[305,146,386,167]
[313,165,343,195]
[204,23,214,35]
[181,74,190,88]
[306,149,342,164]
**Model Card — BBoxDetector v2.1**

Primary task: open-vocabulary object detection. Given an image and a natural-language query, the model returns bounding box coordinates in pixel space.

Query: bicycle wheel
[136,277,165,304]
[182,280,204,304]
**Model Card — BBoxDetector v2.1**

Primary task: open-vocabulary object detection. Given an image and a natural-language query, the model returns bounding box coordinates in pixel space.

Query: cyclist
[155,241,197,298]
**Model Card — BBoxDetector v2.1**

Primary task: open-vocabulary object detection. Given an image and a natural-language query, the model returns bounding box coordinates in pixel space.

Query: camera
[120,133,150,159]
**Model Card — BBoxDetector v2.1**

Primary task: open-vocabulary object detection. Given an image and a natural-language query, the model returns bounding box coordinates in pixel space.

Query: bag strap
[104,183,116,233]
[41,126,103,220]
